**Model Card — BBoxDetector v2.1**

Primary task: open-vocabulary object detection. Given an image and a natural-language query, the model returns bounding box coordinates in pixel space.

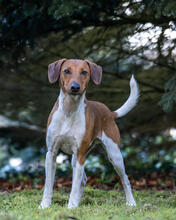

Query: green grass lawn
[0,187,176,220]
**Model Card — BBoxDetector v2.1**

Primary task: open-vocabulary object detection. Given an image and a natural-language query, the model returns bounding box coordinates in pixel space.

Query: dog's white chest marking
[46,90,86,155]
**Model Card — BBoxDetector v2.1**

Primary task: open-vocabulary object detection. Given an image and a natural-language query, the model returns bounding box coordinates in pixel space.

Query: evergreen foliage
[0,0,176,175]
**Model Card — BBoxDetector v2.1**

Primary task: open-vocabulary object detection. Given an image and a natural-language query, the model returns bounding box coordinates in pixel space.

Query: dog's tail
[114,75,139,118]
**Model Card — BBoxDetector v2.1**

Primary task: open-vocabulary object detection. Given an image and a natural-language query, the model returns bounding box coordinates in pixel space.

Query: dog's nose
[71,82,80,94]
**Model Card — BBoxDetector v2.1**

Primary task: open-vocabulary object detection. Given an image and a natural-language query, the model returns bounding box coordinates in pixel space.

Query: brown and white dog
[39,59,139,209]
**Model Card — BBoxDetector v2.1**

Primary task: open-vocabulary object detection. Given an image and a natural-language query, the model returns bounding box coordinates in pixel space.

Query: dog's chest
[46,106,86,154]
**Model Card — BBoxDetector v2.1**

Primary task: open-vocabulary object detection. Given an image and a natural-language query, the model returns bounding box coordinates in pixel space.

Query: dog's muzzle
[71,82,80,95]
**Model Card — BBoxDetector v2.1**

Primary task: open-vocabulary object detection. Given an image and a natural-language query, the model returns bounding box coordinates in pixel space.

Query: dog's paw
[68,200,79,209]
[126,200,136,206]
[38,200,51,209]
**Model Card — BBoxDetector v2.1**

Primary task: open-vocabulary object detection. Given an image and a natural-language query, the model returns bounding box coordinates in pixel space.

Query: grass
[0,187,176,220]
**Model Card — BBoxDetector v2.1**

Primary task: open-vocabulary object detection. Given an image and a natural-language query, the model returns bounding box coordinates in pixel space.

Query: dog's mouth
[70,91,81,96]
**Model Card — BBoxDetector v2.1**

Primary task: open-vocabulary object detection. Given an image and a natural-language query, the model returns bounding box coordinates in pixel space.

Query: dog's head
[48,59,102,96]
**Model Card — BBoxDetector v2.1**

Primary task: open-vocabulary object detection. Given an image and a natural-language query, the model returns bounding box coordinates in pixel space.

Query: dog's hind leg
[100,131,136,206]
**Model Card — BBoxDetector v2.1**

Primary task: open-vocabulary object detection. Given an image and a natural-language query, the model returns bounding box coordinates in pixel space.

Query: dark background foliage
[0,0,176,185]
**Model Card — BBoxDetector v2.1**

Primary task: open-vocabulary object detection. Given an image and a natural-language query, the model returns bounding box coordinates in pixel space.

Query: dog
[39,59,139,209]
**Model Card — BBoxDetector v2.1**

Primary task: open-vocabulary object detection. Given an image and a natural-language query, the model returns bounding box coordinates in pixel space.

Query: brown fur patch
[77,100,120,164]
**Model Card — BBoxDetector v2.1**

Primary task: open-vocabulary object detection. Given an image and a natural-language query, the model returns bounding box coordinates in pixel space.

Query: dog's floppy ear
[48,59,66,83]
[85,60,102,85]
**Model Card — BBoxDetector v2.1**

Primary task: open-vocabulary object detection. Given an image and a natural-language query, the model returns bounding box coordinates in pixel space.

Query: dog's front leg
[71,155,87,200]
[68,159,85,209]
[39,149,57,209]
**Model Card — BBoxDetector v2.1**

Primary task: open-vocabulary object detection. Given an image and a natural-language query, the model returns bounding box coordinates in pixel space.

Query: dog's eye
[64,69,71,74]
[81,70,88,76]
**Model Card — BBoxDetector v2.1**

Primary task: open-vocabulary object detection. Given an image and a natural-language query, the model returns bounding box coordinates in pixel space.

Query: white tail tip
[115,75,139,118]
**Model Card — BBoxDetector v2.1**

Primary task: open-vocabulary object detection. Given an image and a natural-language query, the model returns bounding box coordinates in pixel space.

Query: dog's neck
[58,89,85,115]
